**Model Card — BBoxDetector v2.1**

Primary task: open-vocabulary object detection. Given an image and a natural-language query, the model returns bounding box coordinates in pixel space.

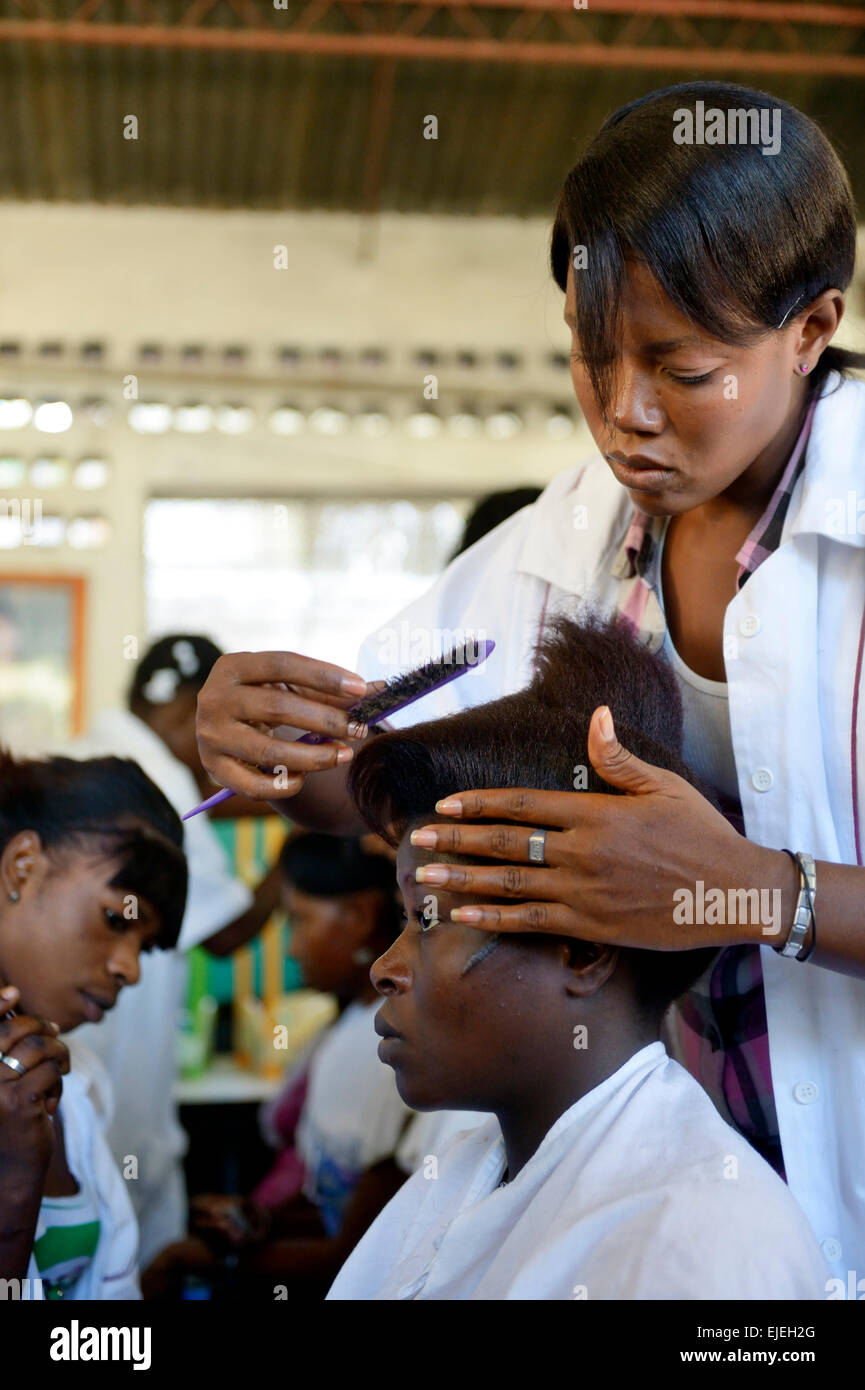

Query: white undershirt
[656,523,741,806]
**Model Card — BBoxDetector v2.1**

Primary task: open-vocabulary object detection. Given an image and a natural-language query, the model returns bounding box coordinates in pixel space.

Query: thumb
[587,706,674,796]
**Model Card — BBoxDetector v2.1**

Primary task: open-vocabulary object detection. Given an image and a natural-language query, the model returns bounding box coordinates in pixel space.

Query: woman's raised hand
[0,984,70,1181]
[195,651,380,802]
[410,707,776,952]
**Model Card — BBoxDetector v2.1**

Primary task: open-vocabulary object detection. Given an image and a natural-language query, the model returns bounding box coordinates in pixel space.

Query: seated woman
[328,615,829,1301]
[0,748,187,1299]
[142,833,414,1300]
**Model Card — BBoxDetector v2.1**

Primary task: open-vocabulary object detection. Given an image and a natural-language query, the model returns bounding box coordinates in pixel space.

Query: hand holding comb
[183,639,495,820]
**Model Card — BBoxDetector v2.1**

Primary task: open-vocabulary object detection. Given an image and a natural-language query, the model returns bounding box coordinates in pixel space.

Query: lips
[607,452,669,471]
[605,452,675,493]
[374,1010,404,1042]
[80,990,117,1024]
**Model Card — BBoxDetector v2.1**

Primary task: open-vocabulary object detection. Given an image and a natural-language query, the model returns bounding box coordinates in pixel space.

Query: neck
[495,1026,656,1181]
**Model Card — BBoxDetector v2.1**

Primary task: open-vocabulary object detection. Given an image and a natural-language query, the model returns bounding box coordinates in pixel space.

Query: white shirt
[60,707,253,1263]
[25,1040,140,1300]
[355,371,865,1282]
[395,1109,490,1177]
[296,1000,413,1236]
[328,1043,829,1300]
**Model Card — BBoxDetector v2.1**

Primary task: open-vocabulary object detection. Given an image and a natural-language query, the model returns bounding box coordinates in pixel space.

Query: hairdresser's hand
[0,984,69,1184]
[410,706,781,952]
[196,651,383,802]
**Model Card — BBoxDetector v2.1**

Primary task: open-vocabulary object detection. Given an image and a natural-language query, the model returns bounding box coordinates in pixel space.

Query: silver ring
[0,1050,26,1077]
[527,829,547,866]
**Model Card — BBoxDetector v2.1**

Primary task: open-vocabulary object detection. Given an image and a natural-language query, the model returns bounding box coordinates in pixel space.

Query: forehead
[396,819,468,893]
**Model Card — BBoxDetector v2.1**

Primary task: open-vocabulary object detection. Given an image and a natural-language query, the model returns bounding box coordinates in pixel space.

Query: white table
[174,1056,283,1106]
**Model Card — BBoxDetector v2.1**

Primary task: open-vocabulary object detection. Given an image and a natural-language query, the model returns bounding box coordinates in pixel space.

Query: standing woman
[195,81,865,1284]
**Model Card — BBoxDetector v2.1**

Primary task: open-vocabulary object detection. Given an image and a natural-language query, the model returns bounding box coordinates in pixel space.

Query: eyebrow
[561,314,718,357]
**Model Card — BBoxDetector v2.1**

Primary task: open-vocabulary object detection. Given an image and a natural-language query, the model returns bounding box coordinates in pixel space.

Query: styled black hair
[278,833,401,942]
[348,613,719,1017]
[129,633,222,713]
[550,80,865,426]
[0,749,188,948]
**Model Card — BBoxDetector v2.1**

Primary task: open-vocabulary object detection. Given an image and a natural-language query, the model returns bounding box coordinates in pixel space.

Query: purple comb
[183,638,495,820]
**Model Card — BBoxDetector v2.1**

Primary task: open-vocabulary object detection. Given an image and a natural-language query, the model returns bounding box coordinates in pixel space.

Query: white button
[751,767,774,792]
[738,615,761,637]
[821,1238,842,1263]
[793,1080,819,1104]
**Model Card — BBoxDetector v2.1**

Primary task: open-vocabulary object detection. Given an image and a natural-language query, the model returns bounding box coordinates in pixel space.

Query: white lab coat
[62,708,252,1266]
[328,1042,829,1300]
[356,370,865,1283]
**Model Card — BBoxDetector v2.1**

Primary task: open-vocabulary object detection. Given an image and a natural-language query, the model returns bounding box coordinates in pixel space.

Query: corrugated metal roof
[0,1,863,211]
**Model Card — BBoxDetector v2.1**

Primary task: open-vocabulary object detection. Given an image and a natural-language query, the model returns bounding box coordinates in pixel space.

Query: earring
[8,890,19,903]
[799,363,809,374]
[352,947,373,966]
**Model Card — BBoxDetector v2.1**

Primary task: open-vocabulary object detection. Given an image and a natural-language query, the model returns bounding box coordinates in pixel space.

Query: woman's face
[371,828,568,1112]
[564,257,811,517]
[0,835,162,1033]
[284,883,374,996]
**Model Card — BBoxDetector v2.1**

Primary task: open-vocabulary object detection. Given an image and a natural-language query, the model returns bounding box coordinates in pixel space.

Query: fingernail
[0,986,17,999]
[451,907,482,923]
[409,829,437,848]
[435,798,462,815]
[336,746,354,764]
[347,721,367,739]
[415,865,448,885]
[599,706,615,741]
[341,677,368,695]
[47,1021,60,1033]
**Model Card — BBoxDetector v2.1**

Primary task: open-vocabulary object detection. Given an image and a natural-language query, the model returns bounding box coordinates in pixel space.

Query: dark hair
[278,833,401,941]
[129,634,222,712]
[0,749,188,948]
[450,488,543,561]
[550,80,865,426]
[348,613,719,1016]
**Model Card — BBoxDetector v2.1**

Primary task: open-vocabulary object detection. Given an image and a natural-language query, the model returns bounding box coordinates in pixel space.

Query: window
[144,496,469,670]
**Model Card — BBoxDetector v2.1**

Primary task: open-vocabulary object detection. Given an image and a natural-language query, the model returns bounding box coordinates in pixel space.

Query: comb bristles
[348,643,486,725]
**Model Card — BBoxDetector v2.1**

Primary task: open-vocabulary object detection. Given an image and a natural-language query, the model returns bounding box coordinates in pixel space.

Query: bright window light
[356,410,390,438]
[174,403,213,434]
[0,457,26,486]
[34,400,73,433]
[215,405,254,435]
[0,515,23,547]
[269,406,305,436]
[30,457,69,488]
[309,406,350,436]
[30,514,66,547]
[68,516,110,548]
[486,409,522,440]
[128,403,172,434]
[406,410,443,440]
[73,458,110,489]
[0,398,32,430]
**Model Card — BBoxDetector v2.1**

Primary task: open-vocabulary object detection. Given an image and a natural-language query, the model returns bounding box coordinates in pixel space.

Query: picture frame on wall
[0,574,85,754]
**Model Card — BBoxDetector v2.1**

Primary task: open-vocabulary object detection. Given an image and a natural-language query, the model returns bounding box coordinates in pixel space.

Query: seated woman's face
[371,821,571,1112]
[2,840,162,1033]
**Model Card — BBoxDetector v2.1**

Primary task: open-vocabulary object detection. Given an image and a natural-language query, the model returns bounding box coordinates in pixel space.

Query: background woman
[0,749,187,1298]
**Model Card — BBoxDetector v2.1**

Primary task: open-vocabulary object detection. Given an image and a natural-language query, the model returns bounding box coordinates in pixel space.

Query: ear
[0,830,44,902]
[561,939,619,999]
